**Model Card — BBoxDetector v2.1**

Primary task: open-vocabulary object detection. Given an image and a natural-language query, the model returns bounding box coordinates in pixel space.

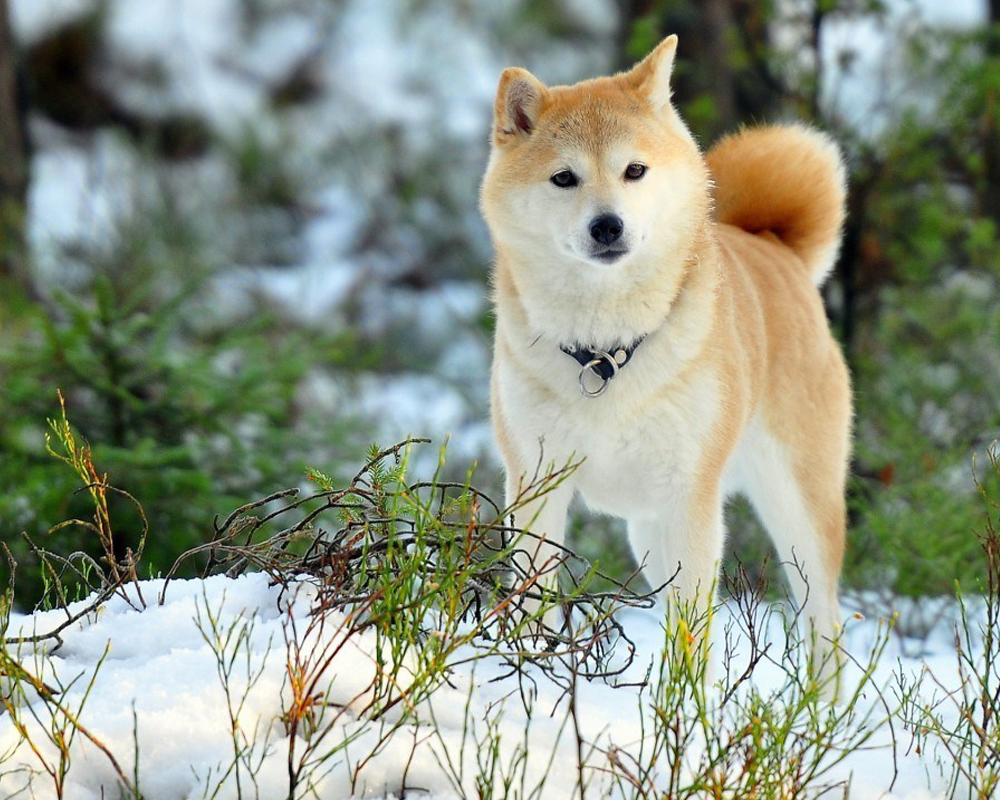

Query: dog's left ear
[626,34,678,111]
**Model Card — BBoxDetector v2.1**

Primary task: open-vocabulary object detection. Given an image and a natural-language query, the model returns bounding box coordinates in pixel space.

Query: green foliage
[899,447,1000,798]
[230,124,304,211]
[841,20,1000,596]
[847,270,1000,597]
[568,513,637,593]
[0,200,359,607]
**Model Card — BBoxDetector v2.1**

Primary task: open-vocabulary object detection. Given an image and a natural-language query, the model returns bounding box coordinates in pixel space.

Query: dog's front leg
[504,473,573,623]
[628,489,725,627]
[628,491,724,687]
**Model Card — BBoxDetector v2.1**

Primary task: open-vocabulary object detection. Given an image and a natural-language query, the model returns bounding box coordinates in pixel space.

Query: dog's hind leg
[737,417,846,698]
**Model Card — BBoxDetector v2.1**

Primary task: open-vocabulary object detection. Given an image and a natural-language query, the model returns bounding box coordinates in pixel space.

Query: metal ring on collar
[578,350,618,398]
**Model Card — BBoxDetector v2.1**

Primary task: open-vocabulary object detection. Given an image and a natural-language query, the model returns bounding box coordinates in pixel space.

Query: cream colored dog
[481,35,851,665]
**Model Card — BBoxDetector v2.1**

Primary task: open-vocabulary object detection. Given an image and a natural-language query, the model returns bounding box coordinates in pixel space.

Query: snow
[340,372,494,466]
[7,0,94,45]
[25,132,139,284]
[818,0,987,136]
[0,572,983,799]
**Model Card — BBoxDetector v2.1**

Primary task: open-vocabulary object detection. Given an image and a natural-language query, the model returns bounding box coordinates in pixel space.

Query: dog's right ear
[493,68,547,145]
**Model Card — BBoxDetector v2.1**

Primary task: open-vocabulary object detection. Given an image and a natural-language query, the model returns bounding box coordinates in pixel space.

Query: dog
[480,35,851,678]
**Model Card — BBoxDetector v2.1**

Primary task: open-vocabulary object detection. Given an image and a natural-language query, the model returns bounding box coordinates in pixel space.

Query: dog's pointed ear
[493,67,547,144]
[627,34,678,111]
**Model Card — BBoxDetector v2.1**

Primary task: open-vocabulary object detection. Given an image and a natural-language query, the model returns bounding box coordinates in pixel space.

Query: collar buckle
[561,335,646,399]
[578,351,618,397]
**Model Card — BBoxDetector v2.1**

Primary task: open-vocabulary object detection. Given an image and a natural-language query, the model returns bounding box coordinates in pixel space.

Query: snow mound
[0,573,979,799]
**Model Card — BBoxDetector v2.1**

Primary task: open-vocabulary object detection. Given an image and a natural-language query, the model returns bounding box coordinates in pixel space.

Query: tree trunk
[616,0,781,142]
[0,0,29,288]
[701,0,737,134]
[982,0,1000,225]
[614,0,658,68]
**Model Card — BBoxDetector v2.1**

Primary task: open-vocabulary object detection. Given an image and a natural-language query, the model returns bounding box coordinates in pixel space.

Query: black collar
[560,336,646,396]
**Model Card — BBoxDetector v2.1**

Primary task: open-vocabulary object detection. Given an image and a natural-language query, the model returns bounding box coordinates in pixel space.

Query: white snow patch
[820,0,987,136]
[26,133,139,283]
[342,371,493,463]
[0,572,986,799]
[8,0,96,45]
[105,0,262,132]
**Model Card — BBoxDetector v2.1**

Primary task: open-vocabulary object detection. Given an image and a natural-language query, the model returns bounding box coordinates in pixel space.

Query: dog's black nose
[589,214,624,245]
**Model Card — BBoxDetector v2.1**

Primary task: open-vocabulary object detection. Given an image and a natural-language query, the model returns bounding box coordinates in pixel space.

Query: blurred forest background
[1,0,998,612]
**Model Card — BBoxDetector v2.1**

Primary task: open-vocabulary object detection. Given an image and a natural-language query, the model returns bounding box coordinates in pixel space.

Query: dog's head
[481,36,709,311]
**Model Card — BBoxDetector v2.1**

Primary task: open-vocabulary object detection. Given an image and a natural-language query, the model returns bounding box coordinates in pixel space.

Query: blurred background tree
[0,0,28,301]
[0,0,997,608]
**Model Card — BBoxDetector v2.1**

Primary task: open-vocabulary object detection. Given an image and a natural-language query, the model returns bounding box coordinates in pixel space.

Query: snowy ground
[0,572,979,799]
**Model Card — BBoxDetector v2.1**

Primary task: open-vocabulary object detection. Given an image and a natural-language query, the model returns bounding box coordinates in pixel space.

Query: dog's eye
[550,170,578,188]
[624,163,647,181]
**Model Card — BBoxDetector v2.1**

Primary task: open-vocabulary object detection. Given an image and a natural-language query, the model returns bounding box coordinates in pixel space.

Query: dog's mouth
[591,248,629,264]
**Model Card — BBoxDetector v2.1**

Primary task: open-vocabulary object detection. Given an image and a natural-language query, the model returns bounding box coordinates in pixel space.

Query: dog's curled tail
[707,124,847,286]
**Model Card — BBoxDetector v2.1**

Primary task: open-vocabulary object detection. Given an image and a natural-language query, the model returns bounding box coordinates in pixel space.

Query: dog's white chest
[501,365,722,518]
[572,408,707,515]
